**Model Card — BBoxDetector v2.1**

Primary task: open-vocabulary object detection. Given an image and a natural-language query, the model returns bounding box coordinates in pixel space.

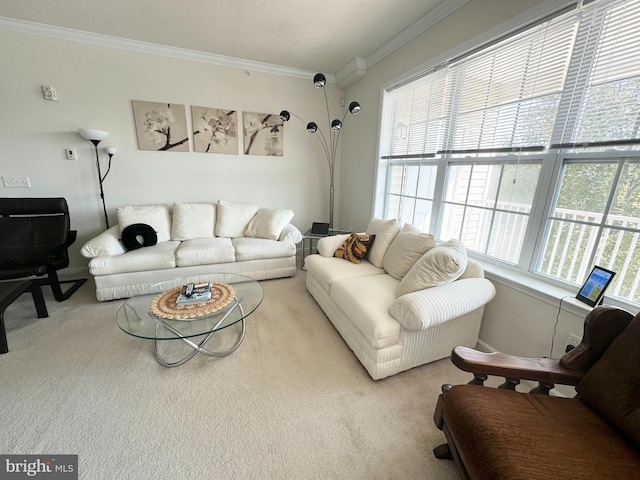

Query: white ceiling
[0,0,465,82]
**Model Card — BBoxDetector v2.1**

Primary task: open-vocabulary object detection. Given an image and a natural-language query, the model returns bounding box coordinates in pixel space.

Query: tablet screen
[576,265,616,307]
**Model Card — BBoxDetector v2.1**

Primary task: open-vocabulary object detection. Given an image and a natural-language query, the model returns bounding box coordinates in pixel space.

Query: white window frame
[374,0,640,310]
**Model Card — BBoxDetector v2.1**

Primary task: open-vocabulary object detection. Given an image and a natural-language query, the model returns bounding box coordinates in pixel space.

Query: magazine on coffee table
[176,282,212,305]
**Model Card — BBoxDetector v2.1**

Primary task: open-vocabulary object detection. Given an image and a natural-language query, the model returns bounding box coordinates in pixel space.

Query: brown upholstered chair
[0,197,86,301]
[433,306,640,479]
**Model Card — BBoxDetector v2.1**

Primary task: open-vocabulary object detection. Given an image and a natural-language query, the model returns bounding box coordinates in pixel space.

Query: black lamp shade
[349,102,361,114]
[313,73,326,88]
[279,110,291,122]
[306,122,318,133]
[331,119,342,130]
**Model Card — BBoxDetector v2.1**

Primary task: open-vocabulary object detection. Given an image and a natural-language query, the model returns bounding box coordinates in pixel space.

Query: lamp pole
[89,139,110,229]
[280,73,360,232]
[78,129,115,230]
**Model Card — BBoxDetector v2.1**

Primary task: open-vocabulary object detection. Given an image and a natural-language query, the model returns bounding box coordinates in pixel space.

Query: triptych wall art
[131,100,284,156]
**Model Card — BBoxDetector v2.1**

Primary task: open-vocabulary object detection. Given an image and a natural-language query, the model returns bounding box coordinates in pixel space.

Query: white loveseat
[81,200,302,301]
[304,219,496,380]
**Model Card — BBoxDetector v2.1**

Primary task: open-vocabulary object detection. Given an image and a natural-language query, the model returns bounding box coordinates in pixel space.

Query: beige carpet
[1,273,472,480]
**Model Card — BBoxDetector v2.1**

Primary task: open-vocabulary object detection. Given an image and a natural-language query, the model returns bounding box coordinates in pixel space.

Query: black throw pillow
[121,223,157,251]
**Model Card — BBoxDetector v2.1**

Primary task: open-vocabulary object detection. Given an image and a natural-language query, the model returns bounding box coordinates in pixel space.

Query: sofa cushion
[459,259,485,280]
[366,218,401,268]
[175,238,235,267]
[232,237,295,261]
[576,314,640,450]
[397,239,467,297]
[441,385,640,480]
[317,234,350,257]
[215,200,258,238]
[117,204,172,243]
[382,224,437,280]
[334,233,374,264]
[330,274,401,349]
[304,256,386,294]
[88,241,180,275]
[171,203,215,240]
[245,208,294,240]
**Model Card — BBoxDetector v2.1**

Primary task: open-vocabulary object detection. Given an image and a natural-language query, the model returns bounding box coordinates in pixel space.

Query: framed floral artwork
[242,111,284,156]
[191,106,238,154]
[131,100,189,152]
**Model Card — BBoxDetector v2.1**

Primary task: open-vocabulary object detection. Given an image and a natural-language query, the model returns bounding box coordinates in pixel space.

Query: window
[386,162,438,232]
[538,158,640,302]
[441,160,542,264]
[376,0,640,305]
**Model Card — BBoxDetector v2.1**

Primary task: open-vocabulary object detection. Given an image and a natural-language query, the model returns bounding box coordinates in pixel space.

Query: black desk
[0,280,48,354]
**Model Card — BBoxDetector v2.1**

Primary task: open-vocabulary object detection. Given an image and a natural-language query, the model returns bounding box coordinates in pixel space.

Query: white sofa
[304,219,496,380]
[81,200,302,301]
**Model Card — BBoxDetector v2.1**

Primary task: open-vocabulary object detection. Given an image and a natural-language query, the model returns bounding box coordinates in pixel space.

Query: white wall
[0,29,344,270]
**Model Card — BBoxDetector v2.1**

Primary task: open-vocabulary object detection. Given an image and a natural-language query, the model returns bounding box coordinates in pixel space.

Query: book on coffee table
[176,282,212,305]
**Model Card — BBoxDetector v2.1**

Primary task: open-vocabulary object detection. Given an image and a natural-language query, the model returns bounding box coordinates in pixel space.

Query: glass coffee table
[116,273,263,367]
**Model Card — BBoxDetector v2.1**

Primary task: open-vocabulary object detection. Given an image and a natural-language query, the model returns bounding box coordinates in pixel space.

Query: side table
[0,280,49,354]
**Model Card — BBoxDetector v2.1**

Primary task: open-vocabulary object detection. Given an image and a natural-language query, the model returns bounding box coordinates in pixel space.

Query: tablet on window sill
[576,265,616,307]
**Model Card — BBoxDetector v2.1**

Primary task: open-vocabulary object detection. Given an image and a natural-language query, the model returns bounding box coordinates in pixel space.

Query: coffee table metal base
[151,298,246,367]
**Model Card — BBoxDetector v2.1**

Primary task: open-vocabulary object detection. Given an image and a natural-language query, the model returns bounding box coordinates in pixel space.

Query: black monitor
[576,265,616,307]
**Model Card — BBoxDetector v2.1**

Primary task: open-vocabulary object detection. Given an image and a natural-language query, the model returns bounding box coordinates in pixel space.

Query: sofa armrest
[279,223,303,244]
[389,278,496,331]
[80,226,127,258]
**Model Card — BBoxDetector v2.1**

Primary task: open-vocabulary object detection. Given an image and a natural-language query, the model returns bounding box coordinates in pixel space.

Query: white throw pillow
[316,234,350,257]
[171,203,215,240]
[116,204,171,243]
[366,218,402,268]
[397,239,468,297]
[215,200,258,238]
[245,208,294,240]
[382,224,437,280]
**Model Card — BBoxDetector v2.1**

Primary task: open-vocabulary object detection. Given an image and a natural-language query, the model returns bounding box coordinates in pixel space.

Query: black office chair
[0,197,86,301]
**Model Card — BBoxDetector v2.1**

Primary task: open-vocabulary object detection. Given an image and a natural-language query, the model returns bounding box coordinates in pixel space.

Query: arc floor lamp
[78,128,116,229]
[280,73,360,231]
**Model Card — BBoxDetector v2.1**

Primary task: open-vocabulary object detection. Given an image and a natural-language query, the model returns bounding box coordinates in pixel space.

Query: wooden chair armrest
[449,306,635,392]
[560,306,634,371]
[452,347,584,386]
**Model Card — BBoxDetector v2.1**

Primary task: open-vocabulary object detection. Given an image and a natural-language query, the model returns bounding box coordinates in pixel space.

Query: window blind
[380,0,640,158]
[380,67,450,158]
[444,12,577,153]
[553,0,640,147]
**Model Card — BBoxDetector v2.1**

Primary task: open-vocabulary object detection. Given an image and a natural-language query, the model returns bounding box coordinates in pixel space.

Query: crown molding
[335,57,367,89]
[335,0,469,87]
[0,16,336,83]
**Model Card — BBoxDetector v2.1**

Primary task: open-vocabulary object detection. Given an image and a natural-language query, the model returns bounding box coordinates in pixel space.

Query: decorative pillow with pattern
[334,233,375,264]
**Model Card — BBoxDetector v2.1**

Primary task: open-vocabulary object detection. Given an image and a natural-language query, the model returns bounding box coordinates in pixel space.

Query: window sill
[479,261,598,318]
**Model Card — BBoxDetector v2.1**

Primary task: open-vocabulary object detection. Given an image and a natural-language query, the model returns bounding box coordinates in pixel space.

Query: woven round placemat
[149,282,236,320]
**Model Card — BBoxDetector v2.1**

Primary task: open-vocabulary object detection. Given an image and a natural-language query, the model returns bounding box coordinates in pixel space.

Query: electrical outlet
[2,176,31,188]
[566,332,581,351]
[66,148,77,160]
